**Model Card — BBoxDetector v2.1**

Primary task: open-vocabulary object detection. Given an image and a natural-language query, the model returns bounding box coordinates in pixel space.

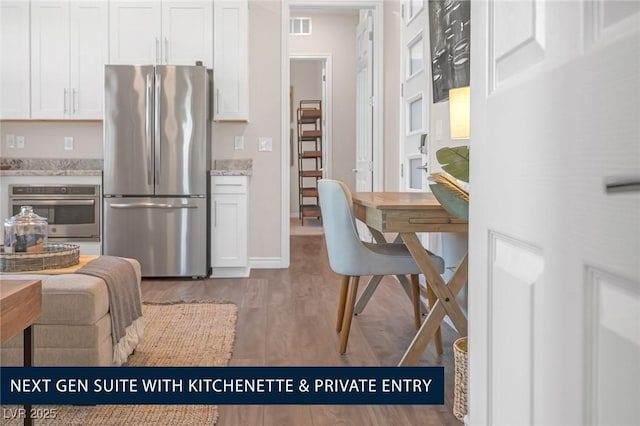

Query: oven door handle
[109,203,198,209]
[11,199,95,206]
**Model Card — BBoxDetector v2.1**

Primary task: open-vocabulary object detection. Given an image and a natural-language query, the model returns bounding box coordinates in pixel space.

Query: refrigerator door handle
[155,73,161,186]
[145,73,154,186]
[110,203,199,209]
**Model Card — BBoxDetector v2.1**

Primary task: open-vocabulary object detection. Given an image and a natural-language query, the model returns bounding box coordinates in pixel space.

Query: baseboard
[250,257,286,269]
[211,266,251,278]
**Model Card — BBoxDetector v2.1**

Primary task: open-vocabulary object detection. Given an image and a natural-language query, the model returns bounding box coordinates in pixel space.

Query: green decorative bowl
[429,182,469,221]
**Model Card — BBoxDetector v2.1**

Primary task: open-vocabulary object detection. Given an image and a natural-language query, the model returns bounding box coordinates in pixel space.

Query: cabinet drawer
[211,176,247,194]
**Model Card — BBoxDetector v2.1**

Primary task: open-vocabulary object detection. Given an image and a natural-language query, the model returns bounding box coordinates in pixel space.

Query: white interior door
[400,0,429,192]
[469,2,640,425]
[355,10,373,193]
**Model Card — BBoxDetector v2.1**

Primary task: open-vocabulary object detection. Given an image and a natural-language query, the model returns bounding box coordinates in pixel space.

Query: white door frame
[290,54,333,180]
[281,0,384,267]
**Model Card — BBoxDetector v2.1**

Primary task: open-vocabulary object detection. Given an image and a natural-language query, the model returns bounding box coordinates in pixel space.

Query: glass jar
[3,206,48,253]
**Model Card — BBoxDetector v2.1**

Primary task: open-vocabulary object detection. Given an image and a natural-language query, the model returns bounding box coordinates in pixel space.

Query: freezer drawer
[103,197,208,277]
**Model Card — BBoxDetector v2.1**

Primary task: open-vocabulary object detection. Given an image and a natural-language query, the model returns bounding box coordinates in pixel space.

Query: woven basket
[453,336,468,421]
[0,244,79,272]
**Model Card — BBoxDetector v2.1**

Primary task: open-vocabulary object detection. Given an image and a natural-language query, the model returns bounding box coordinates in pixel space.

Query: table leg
[399,253,469,366]
[400,233,468,336]
[24,325,33,426]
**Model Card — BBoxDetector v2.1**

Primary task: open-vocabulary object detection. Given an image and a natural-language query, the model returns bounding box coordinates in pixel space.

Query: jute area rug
[2,302,238,426]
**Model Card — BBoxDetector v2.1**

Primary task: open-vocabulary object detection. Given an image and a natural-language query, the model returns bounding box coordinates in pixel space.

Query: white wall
[289,11,358,191]
[383,0,401,190]
[289,59,323,215]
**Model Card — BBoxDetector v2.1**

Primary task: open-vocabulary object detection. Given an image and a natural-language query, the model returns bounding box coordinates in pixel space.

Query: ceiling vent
[290,17,312,35]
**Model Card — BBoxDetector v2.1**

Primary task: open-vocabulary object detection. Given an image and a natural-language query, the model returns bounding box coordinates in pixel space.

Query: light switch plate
[258,137,273,152]
[6,134,15,148]
[16,136,24,149]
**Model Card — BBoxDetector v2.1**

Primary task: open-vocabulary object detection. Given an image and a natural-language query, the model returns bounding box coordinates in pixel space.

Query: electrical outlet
[64,137,74,150]
[5,134,15,148]
[16,136,25,149]
[258,137,272,152]
[234,136,244,150]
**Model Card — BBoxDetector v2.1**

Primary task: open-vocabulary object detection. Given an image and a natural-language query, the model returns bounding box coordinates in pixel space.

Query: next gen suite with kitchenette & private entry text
[102,64,211,278]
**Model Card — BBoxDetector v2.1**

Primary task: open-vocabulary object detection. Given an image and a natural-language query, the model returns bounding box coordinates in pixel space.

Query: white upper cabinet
[0,1,30,119]
[109,2,161,64]
[162,1,213,66]
[109,1,213,67]
[31,1,107,119]
[213,0,249,121]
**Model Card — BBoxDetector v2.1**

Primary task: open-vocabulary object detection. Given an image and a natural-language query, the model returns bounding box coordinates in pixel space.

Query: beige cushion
[2,339,113,366]
[1,257,141,366]
[3,313,111,348]
[7,273,109,325]
[3,257,141,326]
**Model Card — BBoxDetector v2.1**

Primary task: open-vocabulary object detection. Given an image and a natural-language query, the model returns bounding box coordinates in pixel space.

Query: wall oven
[9,184,100,242]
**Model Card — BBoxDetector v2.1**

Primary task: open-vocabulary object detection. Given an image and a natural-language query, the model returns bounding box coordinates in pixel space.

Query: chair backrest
[318,179,368,275]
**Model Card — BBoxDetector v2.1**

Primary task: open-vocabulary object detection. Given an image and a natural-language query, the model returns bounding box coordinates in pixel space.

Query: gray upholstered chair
[318,179,445,354]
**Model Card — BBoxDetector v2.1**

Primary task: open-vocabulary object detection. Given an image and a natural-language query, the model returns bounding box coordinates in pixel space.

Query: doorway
[289,56,330,235]
[282,3,384,258]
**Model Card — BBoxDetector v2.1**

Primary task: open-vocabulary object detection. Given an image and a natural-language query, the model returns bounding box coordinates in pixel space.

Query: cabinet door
[211,193,247,267]
[109,1,161,64]
[0,1,30,119]
[70,2,107,119]
[213,0,248,121]
[31,1,69,119]
[162,1,212,66]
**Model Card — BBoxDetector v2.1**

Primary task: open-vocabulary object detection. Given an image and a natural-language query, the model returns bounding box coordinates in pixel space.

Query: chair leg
[336,275,350,333]
[426,283,443,355]
[339,276,360,354]
[410,274,422,331]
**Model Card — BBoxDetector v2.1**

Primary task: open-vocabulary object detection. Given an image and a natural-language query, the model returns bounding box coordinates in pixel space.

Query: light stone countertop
[0,158,102,176]
[210,159,253,176]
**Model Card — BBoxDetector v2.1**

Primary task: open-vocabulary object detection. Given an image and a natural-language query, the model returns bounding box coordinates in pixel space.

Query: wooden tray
[0,244,80,273]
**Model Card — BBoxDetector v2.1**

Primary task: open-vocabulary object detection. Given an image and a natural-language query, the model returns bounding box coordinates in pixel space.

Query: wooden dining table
[351,191,468,366]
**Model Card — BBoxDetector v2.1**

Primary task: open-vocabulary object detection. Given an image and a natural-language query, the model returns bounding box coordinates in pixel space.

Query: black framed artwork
[428,0,471,103]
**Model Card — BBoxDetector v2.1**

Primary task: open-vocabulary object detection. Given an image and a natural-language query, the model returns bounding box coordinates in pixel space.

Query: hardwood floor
[141,235,462,426]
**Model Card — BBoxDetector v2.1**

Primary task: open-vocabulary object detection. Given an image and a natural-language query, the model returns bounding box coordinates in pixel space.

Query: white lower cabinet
[210,175,249,277]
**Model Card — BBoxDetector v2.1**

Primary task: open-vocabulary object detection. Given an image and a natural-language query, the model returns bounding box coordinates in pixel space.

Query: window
[408,35,424,77]
[408,0,424,21]
[290,17,312,35]
[408,96,423,133]
[409,156,423,190]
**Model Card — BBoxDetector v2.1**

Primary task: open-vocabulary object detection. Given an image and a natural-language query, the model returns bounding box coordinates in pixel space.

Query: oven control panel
[10,185,99,196]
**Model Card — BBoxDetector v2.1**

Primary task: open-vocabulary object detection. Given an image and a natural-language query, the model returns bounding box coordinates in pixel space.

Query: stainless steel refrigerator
[103,65,210,278]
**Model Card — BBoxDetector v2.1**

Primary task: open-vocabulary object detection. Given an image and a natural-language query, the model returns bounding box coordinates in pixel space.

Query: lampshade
[449,86,470,139]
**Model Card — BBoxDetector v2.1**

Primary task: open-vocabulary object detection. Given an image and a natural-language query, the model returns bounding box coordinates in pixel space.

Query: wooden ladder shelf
[297,100,323,225]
